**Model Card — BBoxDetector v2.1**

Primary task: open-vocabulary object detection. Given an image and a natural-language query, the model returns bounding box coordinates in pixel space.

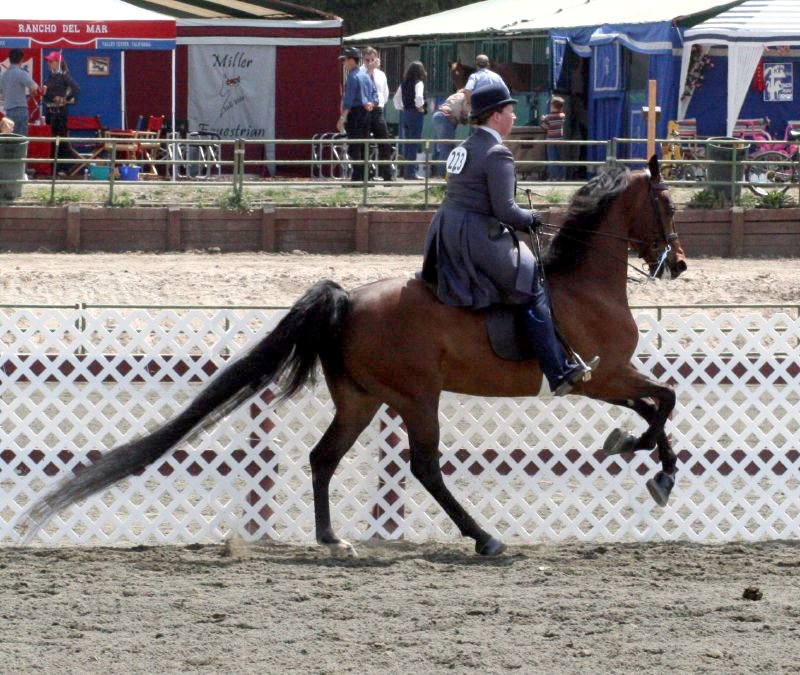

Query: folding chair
[135,115,165,177]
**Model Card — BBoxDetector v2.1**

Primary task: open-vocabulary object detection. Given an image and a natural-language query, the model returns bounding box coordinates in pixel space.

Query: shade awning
[0,0,177,50]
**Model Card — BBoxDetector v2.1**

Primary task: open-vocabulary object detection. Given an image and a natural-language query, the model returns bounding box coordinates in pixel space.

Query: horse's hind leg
[310,386,380,556]
[403,400,505,556]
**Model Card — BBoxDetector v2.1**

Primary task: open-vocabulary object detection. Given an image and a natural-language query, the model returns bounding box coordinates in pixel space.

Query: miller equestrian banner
[187,44,276,154]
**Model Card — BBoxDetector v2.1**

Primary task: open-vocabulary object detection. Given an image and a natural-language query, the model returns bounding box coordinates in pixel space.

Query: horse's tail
[18,280,350,543]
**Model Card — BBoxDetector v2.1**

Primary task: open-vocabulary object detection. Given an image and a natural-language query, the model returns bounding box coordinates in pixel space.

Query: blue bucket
[119,165,141,181]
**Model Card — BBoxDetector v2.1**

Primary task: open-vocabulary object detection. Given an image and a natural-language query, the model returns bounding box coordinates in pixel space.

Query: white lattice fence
[1,305,798,546]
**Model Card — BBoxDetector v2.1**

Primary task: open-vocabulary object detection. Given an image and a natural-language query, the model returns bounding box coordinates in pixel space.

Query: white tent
[348,0,737,41]
[680,0,800,135]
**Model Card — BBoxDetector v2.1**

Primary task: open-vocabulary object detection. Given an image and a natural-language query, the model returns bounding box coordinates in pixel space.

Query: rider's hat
[470,82,517,119]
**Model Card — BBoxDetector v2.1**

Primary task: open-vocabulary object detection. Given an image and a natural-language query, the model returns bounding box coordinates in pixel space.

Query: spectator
[431,88,469,177]
[361,47,394,182]
[464,54,505,104]
[337,46,378,183]
[540,95,566,180]
[0,49,39,137]
[0,116,16,134]
[43,51,79,138]
[393,61,427,179]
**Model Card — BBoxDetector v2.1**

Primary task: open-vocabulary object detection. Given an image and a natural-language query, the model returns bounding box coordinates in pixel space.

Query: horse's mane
[543,165,631,274]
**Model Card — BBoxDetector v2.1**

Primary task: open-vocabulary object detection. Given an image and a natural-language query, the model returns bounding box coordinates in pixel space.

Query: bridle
[526,171,679,282]
[644,171,679,280]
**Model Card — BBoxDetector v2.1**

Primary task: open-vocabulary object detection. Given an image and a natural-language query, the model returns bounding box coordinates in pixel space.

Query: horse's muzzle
[669,243,688,278]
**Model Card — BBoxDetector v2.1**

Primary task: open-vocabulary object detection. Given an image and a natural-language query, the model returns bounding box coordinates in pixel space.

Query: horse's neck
[551,207,632,305]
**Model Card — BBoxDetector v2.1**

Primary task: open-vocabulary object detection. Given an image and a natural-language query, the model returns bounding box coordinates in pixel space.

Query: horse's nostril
[672,260,687,278]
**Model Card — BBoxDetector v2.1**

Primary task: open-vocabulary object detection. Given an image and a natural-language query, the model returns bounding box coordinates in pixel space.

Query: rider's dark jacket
[421,127,538,309]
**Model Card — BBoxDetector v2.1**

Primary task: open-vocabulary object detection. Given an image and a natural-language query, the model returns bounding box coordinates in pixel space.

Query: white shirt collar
[479,125,503,144]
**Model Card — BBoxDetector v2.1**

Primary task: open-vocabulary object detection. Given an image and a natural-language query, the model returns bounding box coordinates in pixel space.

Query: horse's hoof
[646,471,675,507]
[476,537,506,556]
[319,538,358,558]
[603,428,637,456]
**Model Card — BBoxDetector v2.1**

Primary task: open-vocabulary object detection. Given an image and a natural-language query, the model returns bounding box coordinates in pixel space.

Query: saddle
[419,270,533,362]
[484,304,534,361]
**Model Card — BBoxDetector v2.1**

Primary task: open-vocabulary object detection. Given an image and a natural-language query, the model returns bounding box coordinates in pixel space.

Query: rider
[421,81,598,395]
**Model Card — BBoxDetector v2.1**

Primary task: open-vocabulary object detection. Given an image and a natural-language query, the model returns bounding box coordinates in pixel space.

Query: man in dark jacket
[42,51,80,138]
[421,82,598,395]
[336,46,377,183]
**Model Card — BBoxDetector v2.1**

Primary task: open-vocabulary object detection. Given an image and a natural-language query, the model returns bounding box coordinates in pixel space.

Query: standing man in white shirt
[361,46,395,182]
[464,54,505,104]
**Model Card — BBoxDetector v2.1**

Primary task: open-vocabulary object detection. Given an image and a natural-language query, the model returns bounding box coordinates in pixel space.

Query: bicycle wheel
[747,151,792,183]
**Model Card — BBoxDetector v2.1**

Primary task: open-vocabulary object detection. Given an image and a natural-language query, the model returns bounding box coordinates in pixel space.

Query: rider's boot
[520,286,599,396]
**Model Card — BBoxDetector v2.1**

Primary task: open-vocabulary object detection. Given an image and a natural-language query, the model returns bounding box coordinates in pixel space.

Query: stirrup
[553,356,600,396]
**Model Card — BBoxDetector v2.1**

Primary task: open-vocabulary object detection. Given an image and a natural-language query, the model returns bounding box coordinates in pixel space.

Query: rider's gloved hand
[529,211,544,231]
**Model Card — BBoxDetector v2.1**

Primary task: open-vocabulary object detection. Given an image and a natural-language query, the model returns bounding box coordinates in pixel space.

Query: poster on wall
[763,62,793,102]
[592,43,621,93]
[187,44,276,166]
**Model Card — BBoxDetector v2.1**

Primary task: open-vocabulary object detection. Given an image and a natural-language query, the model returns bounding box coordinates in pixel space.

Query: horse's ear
[647,154,661,182]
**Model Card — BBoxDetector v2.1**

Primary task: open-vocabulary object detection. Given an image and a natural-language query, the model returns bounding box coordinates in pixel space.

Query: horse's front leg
[602,378,678,507]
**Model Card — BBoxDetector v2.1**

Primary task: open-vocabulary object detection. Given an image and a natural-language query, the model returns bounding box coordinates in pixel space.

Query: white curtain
[677,44,709,121]
[726,43,765,136]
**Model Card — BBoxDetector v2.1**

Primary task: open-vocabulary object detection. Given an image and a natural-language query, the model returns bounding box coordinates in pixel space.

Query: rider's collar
[478,126,503,145]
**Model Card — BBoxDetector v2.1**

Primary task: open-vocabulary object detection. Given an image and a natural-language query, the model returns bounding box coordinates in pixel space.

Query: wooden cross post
[644,79,660,159]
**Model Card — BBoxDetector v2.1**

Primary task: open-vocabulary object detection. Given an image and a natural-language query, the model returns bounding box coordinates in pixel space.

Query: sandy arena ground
[0,251,798,307]
[1,252,799,674]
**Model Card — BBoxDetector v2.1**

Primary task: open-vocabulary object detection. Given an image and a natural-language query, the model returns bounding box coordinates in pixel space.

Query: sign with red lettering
[0,17,175,50]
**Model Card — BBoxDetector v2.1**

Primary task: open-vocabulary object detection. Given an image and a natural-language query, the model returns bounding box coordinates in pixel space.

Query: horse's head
[450,61,476,90]
[630,155,687,279]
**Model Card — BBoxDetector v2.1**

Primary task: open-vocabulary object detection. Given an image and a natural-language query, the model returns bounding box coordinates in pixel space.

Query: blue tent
[551,21,682,159]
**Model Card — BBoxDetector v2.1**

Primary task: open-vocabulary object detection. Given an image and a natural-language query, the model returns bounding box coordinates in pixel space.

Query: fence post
[261,206,276,252]
[107,142,117,206]
[730,206,745,257]
[362,138,369,206]
[49,137,60,204]
[66,204,81,251]
[355,206,370,253]
[167,205,182,251]
[233,138,245,200]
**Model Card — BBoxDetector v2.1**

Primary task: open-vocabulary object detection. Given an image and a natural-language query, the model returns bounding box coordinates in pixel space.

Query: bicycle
[740,119,800,194]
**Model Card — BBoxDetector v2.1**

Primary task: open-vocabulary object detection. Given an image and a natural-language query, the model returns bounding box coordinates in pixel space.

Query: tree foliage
[301,0,469,37]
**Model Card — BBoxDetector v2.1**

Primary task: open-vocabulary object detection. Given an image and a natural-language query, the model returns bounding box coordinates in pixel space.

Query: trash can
[0,134,29,200]
[706,137,750,201]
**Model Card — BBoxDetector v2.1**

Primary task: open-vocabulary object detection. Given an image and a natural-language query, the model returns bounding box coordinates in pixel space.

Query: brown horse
[450,60,476,90]
[20,156,687,555]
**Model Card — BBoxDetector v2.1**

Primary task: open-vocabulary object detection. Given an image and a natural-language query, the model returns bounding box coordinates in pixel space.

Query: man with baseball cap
[421,81,598,395]
[336,46,378,183]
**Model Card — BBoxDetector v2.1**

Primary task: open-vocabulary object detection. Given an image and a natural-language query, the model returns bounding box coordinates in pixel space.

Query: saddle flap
[485,304,536,362]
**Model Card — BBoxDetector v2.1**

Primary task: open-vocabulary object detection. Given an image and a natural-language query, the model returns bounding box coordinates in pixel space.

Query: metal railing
[2,132,795,207]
